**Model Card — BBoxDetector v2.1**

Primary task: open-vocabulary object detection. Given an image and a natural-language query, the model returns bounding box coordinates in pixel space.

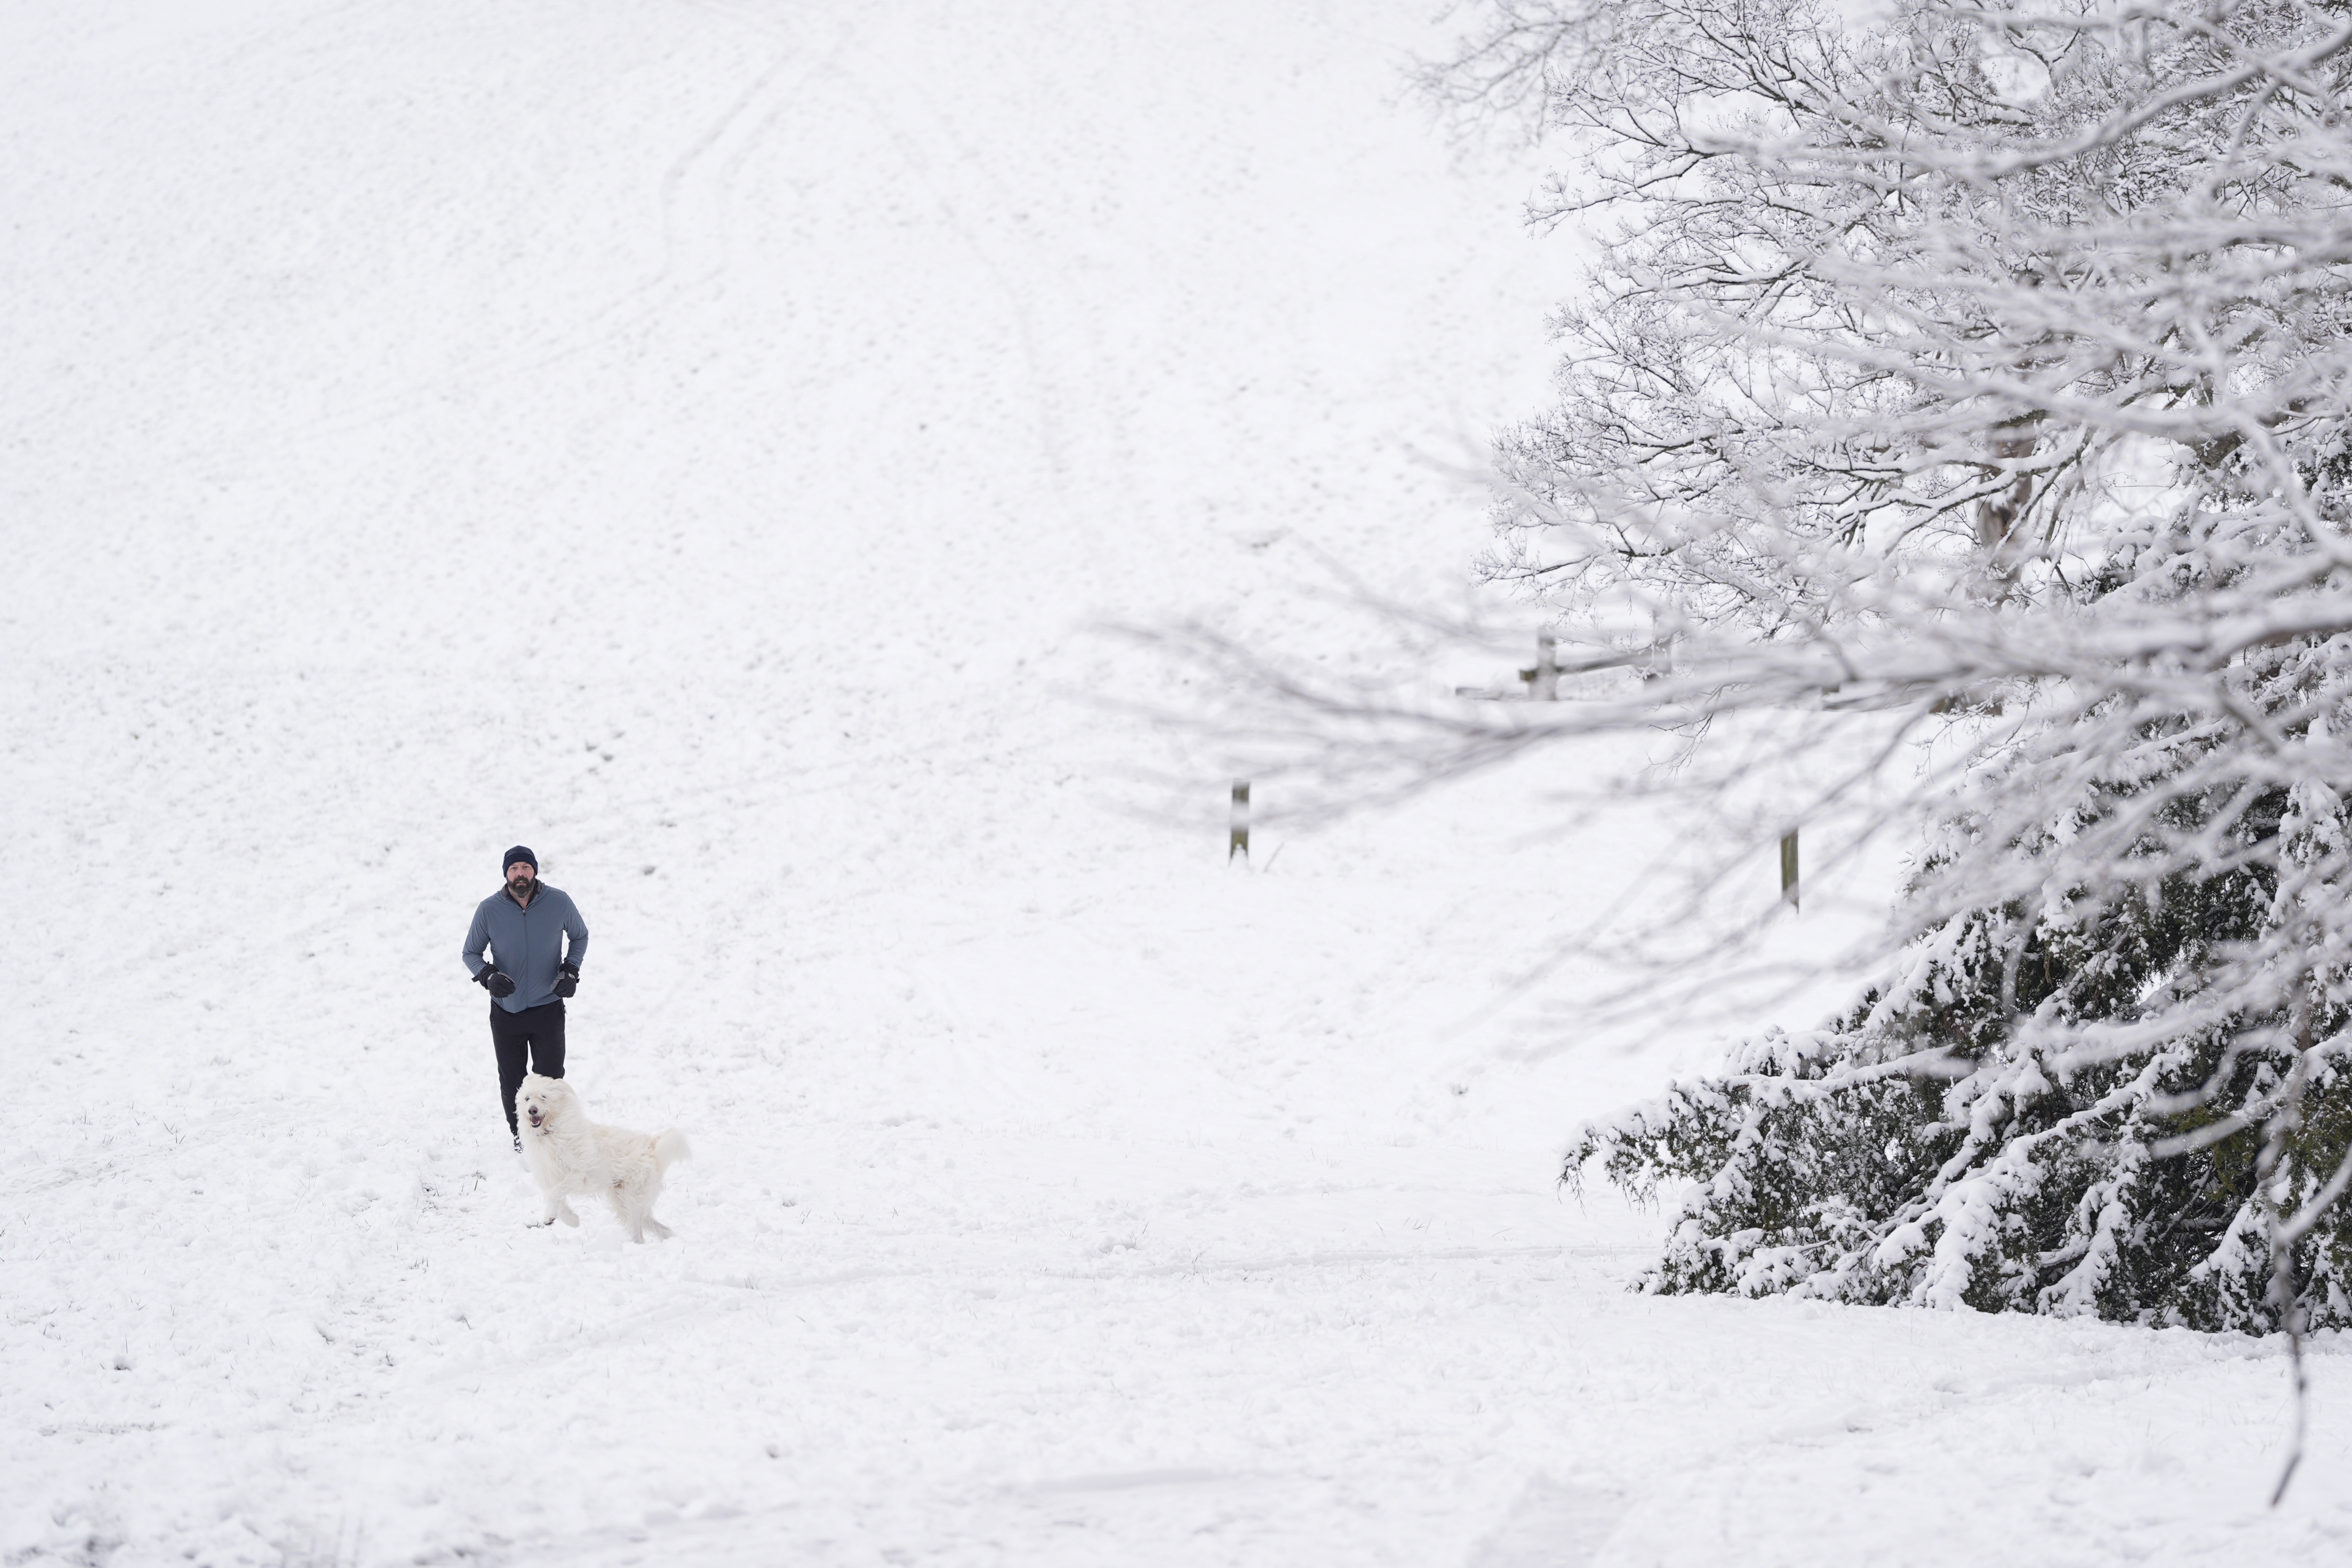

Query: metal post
[1780,829,1800,911]
[1230,781,1251,863]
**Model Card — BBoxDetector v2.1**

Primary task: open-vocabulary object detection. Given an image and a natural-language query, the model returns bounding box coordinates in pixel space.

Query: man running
[462,846,589,1149]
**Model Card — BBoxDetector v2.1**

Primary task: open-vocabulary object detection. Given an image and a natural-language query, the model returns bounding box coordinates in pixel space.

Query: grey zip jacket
[463,883,589,1013]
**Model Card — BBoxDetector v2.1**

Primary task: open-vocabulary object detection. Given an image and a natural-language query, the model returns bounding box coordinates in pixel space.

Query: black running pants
[490,999,566,1134]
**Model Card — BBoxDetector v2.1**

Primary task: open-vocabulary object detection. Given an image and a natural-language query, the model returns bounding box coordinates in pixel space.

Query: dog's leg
[556,1198,581,1228]
[608,1174,646,1241]
[643,1215,673,1241]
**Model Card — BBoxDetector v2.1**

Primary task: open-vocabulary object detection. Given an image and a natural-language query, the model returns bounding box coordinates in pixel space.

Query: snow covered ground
[3,1,2347,1563]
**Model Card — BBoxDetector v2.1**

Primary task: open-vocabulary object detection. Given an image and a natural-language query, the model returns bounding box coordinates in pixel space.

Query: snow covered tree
[1152,0,2352,1367]
[1452,0,2352,1341]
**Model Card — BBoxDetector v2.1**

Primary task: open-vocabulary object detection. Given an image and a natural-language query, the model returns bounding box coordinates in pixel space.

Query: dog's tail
[654,1128,691,1172]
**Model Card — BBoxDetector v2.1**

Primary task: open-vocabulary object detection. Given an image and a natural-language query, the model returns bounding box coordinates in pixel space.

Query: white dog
[513,1074,690,1242]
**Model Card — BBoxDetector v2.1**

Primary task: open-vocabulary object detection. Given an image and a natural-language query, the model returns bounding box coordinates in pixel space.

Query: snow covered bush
[1568,804,2352,1328]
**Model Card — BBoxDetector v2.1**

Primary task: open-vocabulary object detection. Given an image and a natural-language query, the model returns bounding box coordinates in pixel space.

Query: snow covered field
[4,1,2348,1563]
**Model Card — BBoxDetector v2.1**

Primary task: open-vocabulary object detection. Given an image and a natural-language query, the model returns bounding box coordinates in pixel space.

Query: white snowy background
[3,1,2346,1563]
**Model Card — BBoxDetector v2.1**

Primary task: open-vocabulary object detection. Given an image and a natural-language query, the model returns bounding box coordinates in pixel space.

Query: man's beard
[509,875,533,897]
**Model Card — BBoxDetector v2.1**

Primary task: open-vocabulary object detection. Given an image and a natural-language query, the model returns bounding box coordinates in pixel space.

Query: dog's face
[515,1074,576,1133]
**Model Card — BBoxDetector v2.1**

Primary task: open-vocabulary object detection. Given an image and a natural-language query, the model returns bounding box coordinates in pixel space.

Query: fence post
[1230,781,1251,863]
[1518,632,1560,700]
[1780,829,1800,911]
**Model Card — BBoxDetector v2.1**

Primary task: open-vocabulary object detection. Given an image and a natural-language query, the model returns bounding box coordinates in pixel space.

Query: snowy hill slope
[3,1,2346,1563]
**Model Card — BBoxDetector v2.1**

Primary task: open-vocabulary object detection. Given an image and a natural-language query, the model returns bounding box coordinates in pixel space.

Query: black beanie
[503,845,538,874]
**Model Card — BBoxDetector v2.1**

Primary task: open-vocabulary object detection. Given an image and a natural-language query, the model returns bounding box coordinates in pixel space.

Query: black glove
[553,963,579,999]
[477,968,517,998]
